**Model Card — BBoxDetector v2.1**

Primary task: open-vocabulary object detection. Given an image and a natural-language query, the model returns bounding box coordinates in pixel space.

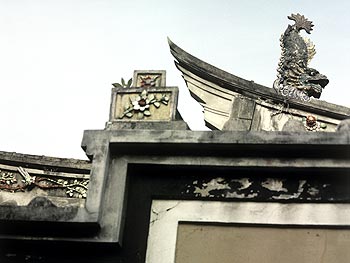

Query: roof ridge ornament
[273,13,329,102]
[288,13,314,34]
[106,70,188,130]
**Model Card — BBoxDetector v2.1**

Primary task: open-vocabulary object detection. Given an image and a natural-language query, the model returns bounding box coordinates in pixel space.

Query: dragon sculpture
[274,14,329,102]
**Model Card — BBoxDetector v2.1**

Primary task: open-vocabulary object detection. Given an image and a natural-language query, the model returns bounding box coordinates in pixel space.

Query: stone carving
[139,75,159,88]
[336,119,350,131]
[0,170,17,185]
[112,77,133,88]
[303,115,327,131]
[0,167,89,198]
[274,14,329,102]
[119,89,170,119]
[133,70,166,87]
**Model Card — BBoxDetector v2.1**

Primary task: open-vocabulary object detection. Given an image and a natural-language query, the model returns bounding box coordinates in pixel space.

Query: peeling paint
[272,194,295,200]
[193,178,230,197]
[232,178,252,190]
[193,178,258,199]
[262,178,288,192]
[271,180,307,200]
[298,180,307,192]
[225,192,259,199]
[183,175,343,201]
[308,187,320,196]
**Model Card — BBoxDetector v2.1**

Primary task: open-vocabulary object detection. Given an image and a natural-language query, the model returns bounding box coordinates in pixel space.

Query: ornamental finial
[273,14,329,102]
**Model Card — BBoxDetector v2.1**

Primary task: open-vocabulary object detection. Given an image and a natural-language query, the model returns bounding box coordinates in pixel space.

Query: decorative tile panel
[133,70,166,88]
[109,87,178,123]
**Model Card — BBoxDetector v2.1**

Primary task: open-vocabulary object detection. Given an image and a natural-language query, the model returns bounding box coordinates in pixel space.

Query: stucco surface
[176,224,350,263]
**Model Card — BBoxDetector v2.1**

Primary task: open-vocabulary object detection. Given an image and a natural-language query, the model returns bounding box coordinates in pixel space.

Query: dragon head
[298,68,329,98]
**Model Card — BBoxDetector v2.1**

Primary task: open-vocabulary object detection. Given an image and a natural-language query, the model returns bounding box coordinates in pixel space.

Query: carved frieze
[0,167,89,199]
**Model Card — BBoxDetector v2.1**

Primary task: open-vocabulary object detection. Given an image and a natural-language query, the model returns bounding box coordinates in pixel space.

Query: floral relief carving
[303,115,327,132]
[0,167,88,199]
[139,75,159,88]
[120,89,169,119]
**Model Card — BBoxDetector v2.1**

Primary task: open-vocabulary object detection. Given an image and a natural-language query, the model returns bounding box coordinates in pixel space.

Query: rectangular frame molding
[146,200,350,263]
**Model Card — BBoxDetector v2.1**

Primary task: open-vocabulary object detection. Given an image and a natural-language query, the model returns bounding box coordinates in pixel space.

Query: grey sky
[0,1,349,159]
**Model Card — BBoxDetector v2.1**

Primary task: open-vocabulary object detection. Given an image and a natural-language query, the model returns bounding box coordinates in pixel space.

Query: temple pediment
[0,13,349,263]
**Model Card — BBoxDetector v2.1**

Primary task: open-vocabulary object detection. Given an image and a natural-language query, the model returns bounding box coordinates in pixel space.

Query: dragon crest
[274,13,329,102]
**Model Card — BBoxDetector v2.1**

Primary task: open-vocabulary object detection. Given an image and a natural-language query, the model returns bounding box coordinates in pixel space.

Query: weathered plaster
[0,190,85,207]
[193,178,230,197]
[184,176,337,201]
[262,178,288,192]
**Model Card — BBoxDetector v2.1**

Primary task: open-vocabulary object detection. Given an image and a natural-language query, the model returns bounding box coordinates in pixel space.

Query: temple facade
[1,15,350,262]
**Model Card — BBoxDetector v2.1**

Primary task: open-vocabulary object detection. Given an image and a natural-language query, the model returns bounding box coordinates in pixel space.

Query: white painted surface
[146,200,350,263]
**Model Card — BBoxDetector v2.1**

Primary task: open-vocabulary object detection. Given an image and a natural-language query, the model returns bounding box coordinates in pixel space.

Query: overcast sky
[1,0,349,159]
